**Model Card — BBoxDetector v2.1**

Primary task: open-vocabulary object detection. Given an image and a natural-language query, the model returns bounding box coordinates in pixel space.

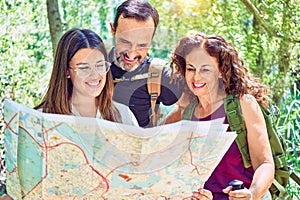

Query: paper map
[3,99,236,199]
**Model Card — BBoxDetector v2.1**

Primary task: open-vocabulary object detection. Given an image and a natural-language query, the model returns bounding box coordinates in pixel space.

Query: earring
[66,74,71,78]
[218,76,224,90]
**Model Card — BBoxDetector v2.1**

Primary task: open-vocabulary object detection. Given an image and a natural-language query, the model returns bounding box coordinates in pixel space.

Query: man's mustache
[120,51,142,61]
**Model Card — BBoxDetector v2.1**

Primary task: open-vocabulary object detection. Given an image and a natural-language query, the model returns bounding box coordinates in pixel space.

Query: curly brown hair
[171,33,269,108]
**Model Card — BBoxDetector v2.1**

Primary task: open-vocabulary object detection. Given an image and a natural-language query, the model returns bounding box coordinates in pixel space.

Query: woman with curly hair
[169,33,274,200]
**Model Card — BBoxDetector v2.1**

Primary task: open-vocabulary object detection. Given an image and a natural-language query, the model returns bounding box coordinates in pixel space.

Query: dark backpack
[113,58,167,126]
[182,94,300,200]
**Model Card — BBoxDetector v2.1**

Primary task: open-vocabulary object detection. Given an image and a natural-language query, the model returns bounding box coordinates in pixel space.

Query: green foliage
[277,95,300,199]
[0,0,52,107]
[0,0,299,197]
[60,0,114,45]
[278,89,300,169]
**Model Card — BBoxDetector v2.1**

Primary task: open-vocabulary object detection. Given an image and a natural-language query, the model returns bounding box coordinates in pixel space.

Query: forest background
[0,0,299,198]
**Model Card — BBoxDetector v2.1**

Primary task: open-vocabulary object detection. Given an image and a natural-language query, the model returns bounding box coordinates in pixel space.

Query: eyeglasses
[69,61,111,78]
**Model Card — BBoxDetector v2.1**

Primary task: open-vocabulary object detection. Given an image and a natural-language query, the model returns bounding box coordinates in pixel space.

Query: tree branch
[240,0,282,38]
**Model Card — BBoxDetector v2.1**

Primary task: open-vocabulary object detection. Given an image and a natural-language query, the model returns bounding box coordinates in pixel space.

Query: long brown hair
[171,33,269,108]
[35,28,121,122]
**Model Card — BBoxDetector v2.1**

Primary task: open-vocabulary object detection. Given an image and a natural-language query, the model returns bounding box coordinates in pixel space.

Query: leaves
[0,0,299,196]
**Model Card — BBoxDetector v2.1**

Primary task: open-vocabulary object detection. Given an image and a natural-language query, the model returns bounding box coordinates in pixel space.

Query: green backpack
[182,94,300,200]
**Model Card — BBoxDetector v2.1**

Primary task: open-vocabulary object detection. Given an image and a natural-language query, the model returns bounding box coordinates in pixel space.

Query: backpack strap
[182,97,198,120]
[224,94,251,168]
[113,73,149,83]
[271,179,290,199]
[290,172,300,186]
[259,105,288,169]
[147,58,167,126]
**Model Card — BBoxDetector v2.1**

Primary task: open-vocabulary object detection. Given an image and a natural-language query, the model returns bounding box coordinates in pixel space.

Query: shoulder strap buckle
[147,58,167,126]
[150,92,159,101]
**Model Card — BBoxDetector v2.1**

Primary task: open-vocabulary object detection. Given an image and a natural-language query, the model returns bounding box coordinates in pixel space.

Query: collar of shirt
[71,104,101,118]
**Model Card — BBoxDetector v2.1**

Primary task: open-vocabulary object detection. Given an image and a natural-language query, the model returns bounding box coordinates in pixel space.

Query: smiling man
[109,0,185,127]
[112,17,154,72]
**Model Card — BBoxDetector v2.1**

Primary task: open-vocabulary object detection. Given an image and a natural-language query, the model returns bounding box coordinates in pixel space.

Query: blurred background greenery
[0,0,299,198]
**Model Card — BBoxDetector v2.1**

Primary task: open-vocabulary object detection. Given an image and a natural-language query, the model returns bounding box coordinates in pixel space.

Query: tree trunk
[241,0,294,108]
[46,0,63,56]
[273,0,293,106]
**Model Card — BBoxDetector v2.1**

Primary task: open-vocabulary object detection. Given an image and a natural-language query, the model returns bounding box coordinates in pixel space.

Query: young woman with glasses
[35,28,138,125]
[0,29,138,199]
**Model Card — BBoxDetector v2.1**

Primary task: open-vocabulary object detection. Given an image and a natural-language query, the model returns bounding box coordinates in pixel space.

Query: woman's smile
[192,82,206,89]
[86,80,101,87]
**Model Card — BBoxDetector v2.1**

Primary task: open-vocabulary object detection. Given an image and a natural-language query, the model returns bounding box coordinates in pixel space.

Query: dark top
[192,104,254,199]
[111,56,183,127]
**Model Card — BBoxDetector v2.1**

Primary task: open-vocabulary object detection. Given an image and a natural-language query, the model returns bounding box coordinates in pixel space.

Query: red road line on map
[41,124,49,184]
[105,161,139,178]
[6,167,16,175]
[46,142,89,164]
[83,164,110,198]
[19,126,44,149]
[10,116,112,198]
[5,115,50,199]
[18,122,64,149]
[188,132,201,176]
[3,113,18,135]
[22,141,109,198]
[42,122,64,148]
[19,126,44,148]
[19,124,49,198]
[41,122,64,173]
[188,134,211,175]
[22,172,49,198]
[43,122,64,134]
[48,143,110,199]
[42,122,72,177]
[19,121,109,198]
[47,141,110,197]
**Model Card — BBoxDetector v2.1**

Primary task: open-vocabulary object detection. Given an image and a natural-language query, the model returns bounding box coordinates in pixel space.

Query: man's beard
[117,52,142,72]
